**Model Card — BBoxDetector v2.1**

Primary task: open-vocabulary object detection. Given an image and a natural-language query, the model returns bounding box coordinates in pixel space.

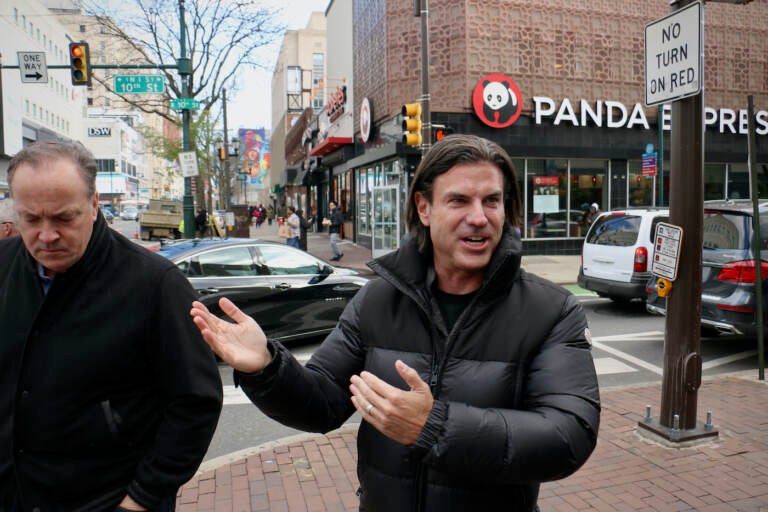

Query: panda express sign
[472,73,768,135]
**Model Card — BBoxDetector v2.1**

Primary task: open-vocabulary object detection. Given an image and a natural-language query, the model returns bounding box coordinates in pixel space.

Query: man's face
[330,202,336,210]
[415,162,506,284]
[12,158,98,276]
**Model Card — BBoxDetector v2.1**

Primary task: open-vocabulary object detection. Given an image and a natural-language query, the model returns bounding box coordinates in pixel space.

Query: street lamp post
[178,0,195,239]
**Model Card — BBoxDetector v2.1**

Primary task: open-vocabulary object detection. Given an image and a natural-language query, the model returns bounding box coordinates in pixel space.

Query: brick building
[307,0,768,256]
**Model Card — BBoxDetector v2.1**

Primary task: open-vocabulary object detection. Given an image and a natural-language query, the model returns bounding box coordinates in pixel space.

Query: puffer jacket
[237,225,600,511]
[0,212,223,511]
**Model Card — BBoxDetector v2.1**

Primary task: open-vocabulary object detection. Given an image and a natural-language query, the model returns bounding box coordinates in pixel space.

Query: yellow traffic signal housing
[401,102,422,146]
[69,42,91,86]
[218,146,227,161]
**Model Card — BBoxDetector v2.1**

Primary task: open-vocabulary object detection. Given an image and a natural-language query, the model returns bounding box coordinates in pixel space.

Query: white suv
[578,208,669,301]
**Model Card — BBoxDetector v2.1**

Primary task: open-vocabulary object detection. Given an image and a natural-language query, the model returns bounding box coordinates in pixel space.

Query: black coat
[0,213,223,511]
[236,226,600,511]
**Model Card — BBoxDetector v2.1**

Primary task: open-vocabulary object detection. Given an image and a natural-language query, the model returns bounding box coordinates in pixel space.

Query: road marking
[702,350,757,370]
[594,357,637,375]
[591,331,665,376]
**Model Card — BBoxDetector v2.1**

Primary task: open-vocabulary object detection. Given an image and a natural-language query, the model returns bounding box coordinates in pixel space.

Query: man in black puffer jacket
[0,141,222,511]
[192,134,600,511]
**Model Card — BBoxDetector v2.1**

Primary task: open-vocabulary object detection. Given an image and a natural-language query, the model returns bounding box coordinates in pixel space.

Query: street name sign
[652,222,683,281]
[114,75,165,94]
[178,151,199,178]
[17,52,48,84]
[169,98,201,110]
[645,1,702,106]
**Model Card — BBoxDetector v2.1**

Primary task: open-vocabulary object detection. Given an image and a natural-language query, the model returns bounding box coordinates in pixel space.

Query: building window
[312,53,324,112]
[79,25,86,33]
[13,8,18,23]
[87,98,94,106]
[96,159,116,173]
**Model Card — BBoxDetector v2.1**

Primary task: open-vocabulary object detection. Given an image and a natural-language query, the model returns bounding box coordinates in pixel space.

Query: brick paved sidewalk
[178,374,768,512]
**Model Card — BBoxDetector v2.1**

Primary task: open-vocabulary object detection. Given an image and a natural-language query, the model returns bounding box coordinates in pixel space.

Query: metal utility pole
[747,95,765,381]
[222,88,231,210]
[658,0,707,437]
[178,0,195,239]
[417,0,431,154]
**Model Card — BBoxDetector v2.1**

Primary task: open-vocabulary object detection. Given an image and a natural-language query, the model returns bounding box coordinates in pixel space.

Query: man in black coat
[0,141,223,511]
[190,135,600,511]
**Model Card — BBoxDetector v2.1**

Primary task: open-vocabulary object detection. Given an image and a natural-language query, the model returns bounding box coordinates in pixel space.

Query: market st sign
[531,96,768,136]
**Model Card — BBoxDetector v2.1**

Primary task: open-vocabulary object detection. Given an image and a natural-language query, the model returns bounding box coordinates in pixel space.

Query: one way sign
[17,51,49,84]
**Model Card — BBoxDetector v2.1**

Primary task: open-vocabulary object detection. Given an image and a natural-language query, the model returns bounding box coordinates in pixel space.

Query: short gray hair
[8,140,98,198]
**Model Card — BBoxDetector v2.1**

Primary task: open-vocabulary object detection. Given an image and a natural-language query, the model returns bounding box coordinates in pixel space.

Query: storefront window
[357,167,373,236]
[628,160,655,207]
[705,163,726,200]
[526,159,568,239]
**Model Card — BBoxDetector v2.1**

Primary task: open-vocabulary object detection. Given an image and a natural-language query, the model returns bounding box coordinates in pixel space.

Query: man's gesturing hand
[190,298,271,374]
[349,360,434,445]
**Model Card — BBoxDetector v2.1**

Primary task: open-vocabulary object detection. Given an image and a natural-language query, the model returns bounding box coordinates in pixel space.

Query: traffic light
[68,42,91,86]
[218,146,227,161]
[401,103,422,146]
[433,124,454,142]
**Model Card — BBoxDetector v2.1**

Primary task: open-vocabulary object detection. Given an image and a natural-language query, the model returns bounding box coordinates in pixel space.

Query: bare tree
[82,0,283,125]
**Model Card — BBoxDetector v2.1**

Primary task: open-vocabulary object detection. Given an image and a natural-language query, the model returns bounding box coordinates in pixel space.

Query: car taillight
[717,260,768,284]
[634,247,648,273]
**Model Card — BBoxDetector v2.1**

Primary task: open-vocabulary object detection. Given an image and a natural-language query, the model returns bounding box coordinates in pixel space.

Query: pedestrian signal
[401,103,422,146]
[69,42,91,86]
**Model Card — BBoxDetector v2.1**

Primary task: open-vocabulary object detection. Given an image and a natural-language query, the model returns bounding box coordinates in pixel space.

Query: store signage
[473,72,768,136]
[326,86,347,123]
[642,143,657,177]
[360,97,372,143]
[88,127,112,137]
[472,73,523,128]
[531,97,768,135]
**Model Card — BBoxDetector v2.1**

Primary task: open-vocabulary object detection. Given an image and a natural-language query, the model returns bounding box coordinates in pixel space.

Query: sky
[226,0,330,133]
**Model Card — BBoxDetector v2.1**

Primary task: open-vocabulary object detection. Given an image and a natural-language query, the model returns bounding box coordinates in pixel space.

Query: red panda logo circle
[472,73,522,128]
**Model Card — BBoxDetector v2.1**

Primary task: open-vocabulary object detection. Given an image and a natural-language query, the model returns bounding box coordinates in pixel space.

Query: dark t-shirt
[433,287,476,331]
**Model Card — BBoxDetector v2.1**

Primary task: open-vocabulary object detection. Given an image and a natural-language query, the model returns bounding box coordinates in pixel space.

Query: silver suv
[578,208,669,301]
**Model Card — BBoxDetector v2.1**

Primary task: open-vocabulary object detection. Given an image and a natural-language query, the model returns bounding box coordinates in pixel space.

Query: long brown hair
[405,134,522,253]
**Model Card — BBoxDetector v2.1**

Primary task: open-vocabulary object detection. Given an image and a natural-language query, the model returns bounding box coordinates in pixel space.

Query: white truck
[139,199,183,240]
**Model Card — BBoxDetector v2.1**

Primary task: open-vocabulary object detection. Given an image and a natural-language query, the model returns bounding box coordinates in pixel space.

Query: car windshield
[586,214,641,246]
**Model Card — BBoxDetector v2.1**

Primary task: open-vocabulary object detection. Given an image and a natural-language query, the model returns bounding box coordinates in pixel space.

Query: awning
[309,136,353,157]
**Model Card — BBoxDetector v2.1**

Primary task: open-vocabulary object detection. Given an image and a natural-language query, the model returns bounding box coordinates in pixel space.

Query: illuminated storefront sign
[472,73,768,135]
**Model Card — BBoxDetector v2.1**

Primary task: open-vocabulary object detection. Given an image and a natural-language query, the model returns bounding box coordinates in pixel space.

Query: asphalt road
[202,295,765,462]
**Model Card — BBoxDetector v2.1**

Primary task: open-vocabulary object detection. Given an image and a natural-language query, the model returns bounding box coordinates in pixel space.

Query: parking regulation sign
[652,222,683,281]
[644,1,702,106]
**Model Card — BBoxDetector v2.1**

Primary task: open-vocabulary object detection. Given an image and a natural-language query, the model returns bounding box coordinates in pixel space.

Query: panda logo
[472,73,523,128]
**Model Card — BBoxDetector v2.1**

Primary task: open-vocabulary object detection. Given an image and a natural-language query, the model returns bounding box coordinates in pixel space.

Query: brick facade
[354,0,768,127]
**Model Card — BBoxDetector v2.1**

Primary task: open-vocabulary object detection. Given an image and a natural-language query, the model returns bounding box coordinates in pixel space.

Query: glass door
[372,185,400,258]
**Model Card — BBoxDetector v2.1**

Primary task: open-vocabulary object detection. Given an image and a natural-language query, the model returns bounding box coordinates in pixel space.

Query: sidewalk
[180,374,768,511]
[179,224,768,511]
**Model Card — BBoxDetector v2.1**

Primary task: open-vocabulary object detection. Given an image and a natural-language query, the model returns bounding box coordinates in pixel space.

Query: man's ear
[90,192,99,222]
[414,192,431,227]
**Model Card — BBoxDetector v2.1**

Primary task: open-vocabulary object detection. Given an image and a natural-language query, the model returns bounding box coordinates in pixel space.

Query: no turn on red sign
[645,1,702,107]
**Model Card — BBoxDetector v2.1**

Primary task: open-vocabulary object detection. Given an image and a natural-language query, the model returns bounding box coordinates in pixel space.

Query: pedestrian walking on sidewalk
[297,208,310,251]
[285,205,301,249]
[324,201,344,261]
[191,134,600,512]
[0,141,223,511]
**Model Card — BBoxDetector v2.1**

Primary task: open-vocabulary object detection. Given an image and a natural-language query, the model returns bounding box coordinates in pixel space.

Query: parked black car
[646,200,768,338]
[157,238,369,343]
